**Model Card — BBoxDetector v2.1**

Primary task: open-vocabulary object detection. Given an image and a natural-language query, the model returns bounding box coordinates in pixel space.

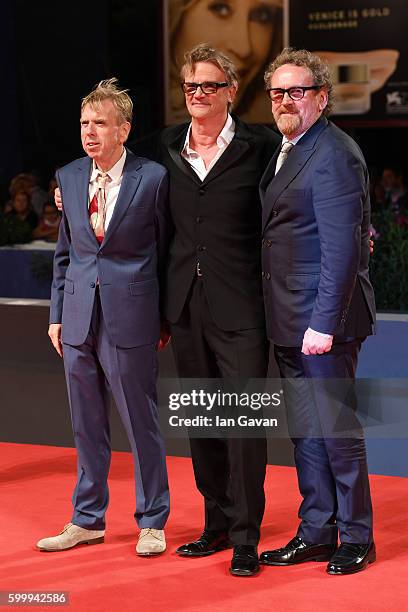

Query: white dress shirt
[88,148,127,231]
[181,114,235,181]
[280,131,306,148]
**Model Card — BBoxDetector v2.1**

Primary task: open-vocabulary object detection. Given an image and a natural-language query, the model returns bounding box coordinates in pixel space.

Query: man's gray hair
[81,77,133,124]
[264,47,334,116]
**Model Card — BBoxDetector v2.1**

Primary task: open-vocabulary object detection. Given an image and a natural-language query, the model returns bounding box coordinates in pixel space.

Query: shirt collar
[182,113,235,156]
[90,147,127,183]
[281,130,307,147]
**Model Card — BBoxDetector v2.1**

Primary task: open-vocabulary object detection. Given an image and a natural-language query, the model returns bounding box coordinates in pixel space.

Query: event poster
[163,0,285,124]
[288,1,408,123]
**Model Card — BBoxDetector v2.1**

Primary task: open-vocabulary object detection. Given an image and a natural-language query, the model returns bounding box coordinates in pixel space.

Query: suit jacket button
[90,282,96,288]
[265,272,271,280]
[272,210,278,217]
[199,188,205,195]
[196,216,203,223]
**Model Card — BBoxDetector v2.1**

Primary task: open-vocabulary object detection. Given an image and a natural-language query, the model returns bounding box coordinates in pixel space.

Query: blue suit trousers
[274,340,373,545]
[62,291,170,531]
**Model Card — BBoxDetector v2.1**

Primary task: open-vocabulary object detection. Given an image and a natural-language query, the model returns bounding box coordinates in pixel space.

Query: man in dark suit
[37,79,170,556]
[259,48,376,575]
[138,44,280,576]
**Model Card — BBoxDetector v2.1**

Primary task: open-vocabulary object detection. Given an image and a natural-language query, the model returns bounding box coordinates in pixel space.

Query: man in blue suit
[37,79,170,555]
[259,49,376,575]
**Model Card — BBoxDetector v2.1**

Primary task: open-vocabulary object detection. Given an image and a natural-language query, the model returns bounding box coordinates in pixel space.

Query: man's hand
[157,320,171,351]
[369,229,374,255]
[54,187,63,211]
[48,323,63,357]
[301,328,333,355]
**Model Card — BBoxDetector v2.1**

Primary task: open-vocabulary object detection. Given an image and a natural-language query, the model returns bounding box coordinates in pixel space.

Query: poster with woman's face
[164,0,284,125]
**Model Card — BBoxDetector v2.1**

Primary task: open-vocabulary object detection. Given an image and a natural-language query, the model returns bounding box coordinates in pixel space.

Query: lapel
[167,124,201,184]
[261,116,328,232]
[201,116,252,185]
[259,142,281,197]
[102,149,142,247]
[75,156,97,245]
[166,115,252,185]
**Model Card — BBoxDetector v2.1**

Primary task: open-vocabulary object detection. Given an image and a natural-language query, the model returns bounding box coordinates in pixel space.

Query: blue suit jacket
[50,149,170,348]
[260,116,376,347]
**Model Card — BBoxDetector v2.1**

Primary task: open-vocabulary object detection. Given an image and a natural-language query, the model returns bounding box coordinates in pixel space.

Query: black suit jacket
[260,116,376,347]
[132,116,280,331]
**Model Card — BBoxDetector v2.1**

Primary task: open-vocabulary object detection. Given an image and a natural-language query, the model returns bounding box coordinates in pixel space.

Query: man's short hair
[180,43,238,88]
[264,47,334,116]
[81,78,133,124]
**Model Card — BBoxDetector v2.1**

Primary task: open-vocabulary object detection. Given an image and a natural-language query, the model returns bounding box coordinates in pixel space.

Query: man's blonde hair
[81,78,133,124]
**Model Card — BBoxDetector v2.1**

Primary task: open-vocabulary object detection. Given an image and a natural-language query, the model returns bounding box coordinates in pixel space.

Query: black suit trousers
[170,278,269,545]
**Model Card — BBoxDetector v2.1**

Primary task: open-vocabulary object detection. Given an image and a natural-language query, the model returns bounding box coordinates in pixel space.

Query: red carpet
[0,442,407,611]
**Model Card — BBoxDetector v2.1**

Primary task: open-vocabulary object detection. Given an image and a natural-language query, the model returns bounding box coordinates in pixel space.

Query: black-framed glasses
[266,86,321,102]
[181,81,229,95]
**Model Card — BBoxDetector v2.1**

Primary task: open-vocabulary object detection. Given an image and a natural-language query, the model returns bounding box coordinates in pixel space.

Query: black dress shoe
[175,530,230,557]
[326,542,376,575]
[229,545,259,577]
[260,536,337,566]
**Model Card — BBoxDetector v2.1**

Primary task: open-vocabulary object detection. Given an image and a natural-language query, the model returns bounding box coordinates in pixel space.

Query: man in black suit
[148,44,280,576]
[259,48,376,575]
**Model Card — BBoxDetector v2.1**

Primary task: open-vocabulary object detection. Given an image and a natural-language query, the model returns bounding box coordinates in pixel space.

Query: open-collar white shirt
[181,114,235,181]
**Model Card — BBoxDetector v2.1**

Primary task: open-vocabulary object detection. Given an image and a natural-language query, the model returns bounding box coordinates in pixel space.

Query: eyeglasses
[181,81,229,95]
[266,86,321,102]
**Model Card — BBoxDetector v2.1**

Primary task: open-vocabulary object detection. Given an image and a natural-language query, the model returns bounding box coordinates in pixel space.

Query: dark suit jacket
[260,116,376,347]
[133,116,280,331]
[50,150,170,348]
